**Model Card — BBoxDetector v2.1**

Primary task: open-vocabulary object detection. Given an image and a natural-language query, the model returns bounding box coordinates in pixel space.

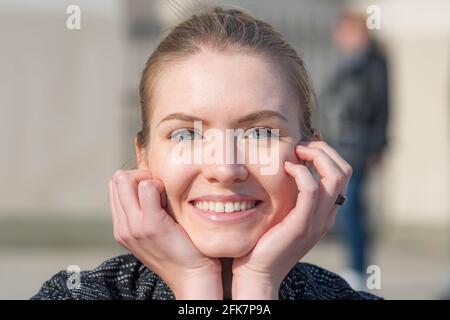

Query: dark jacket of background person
[318,41,389,174]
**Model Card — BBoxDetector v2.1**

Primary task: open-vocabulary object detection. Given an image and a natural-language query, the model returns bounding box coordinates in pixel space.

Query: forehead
[150,48,299,125]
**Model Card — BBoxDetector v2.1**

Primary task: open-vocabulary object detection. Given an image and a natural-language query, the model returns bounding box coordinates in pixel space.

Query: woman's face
[139,48,303,258]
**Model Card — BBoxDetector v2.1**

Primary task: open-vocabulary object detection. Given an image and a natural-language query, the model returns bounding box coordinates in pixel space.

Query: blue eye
[170,128,201,141]
[244,127,279,140]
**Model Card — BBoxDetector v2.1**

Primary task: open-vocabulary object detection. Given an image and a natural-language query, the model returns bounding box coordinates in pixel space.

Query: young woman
[32,7,380,300]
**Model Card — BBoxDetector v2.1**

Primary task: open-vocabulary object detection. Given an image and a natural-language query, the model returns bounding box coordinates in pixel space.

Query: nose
[202,163,248,185]
[199,128,251,184]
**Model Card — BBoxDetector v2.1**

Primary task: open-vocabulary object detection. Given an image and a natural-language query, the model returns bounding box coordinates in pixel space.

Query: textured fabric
[31,254,381,300]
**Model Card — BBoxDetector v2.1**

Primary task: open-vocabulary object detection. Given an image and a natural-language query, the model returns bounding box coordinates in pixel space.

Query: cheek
[258,168,298,225]
[258,143,299,223]
[147,150,196,218]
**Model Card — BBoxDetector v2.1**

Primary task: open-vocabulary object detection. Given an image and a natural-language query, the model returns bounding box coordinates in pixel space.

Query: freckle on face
[144,49,301,257]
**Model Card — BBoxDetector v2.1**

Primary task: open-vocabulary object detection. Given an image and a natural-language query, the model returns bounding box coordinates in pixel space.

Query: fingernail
[284,160,293,167]
[140,180,150,188]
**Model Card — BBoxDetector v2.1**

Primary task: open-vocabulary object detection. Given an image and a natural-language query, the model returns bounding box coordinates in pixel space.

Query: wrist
[232,274,280,300]
[173,267,223,300]
[174,277,223,300]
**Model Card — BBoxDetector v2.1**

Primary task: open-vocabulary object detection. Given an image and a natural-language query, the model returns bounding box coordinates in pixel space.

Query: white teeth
[195,202,203,210]
[215,202,225,212]
[193,200,259,213]
[225,202,234,213]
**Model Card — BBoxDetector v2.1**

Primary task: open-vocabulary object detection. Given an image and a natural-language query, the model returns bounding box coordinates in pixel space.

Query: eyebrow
[237,110,289,124]
[157,110,288,127]
[157,113,209,128]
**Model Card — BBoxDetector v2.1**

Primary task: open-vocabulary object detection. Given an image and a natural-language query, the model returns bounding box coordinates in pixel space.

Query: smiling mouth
[189,200,263,213]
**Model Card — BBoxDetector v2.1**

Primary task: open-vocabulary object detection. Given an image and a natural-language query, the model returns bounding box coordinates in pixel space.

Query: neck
[220,258,233,300]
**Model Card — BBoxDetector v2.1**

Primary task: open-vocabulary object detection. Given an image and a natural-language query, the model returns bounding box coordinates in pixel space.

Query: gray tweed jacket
[31,254,381,300]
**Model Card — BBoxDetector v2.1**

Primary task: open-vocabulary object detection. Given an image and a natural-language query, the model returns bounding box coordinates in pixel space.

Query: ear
[134,135,149,169]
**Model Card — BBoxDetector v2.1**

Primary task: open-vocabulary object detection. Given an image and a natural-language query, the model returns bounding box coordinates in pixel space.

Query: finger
[113,172,148,234]
[108,180,120,241]
[295,145,346,197]
[282,161,319,234]
[138,179,172,229]
[300,141,352,184]
[112,169,153,209]
[113,169,153,183]
[250,161,319,263]
[296,144,348,232]
[295,145,344,181]
[111,179,132,243]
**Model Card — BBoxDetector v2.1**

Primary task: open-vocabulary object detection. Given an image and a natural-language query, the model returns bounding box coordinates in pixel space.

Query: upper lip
[189,194,261,203]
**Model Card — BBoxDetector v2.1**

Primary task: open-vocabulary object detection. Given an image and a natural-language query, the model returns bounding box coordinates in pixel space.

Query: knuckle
[118,175,130,184]
[129,228,145,240]
[118,228,132,242]
[304,183,319,197]
[131,225,156,240]
[331,174,344,188]
[343,164,353,177]
[113,170,129,183]
[113,169,125,178]
[116,229,129,243]
[113,232,122,243]
[121,232,133,243]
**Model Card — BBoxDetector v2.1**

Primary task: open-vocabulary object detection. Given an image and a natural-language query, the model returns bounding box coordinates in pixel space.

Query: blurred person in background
[318,10,389,290]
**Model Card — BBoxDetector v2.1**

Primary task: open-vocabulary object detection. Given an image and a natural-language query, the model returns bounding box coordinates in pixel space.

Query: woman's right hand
[108,169,223,299]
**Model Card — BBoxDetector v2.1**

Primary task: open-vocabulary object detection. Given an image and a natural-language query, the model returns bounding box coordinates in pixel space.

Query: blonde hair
[137,6,321,148]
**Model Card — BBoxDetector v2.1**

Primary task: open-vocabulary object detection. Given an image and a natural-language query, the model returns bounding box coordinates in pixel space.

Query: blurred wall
[0,0,126,218]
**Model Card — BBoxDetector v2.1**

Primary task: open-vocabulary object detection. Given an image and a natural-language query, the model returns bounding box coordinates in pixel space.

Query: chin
[191,233,257,258]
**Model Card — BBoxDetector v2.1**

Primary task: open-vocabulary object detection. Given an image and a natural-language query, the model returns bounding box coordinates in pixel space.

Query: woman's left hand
[231,141,353,299]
